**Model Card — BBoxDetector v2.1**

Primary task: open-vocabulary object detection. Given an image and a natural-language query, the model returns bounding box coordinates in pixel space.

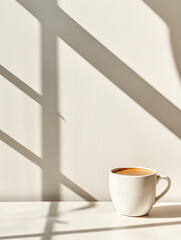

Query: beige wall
[0,0,181,201]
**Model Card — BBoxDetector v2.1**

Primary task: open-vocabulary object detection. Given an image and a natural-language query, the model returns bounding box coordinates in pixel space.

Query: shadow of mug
[146,205,181,218]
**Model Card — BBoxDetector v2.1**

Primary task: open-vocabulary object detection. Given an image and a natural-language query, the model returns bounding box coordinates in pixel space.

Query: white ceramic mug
[109,166,171,216]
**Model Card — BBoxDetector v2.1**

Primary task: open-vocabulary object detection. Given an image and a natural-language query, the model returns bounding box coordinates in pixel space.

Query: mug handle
[155,175,171,203]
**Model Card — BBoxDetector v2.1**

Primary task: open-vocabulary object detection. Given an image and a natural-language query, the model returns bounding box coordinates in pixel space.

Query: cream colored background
[0,0,181,201]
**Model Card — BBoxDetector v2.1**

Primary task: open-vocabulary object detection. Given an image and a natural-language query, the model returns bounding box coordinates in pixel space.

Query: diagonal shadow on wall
[0,129,96,201]
[17,0,181,140]
[0,65,42,104]
[0,0,179,204]
[0,0,180,201]
[143,0,181,80]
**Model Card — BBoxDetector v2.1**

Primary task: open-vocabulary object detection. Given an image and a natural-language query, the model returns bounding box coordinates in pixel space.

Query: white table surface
[0,202,181,240]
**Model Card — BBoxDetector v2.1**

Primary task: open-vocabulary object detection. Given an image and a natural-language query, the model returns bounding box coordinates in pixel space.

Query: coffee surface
[114,168,154,176]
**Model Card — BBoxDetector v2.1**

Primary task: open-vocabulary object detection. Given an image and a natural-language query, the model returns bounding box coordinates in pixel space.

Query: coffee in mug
[109,166,171,216]
[114,167,154,176]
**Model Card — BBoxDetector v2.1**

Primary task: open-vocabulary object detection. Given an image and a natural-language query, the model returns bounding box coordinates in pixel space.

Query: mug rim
[110,166,156,177]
